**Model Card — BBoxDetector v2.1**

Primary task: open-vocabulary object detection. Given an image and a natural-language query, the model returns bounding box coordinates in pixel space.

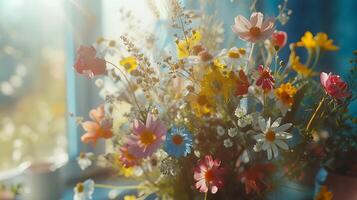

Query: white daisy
[73,179,94,200]
[237,114,253,128]
[235,106,247,118]
[216,125,225,136]
[253,117,293,160]
[223,138,233,148]
[227,128,238,138]
[216,47,247,72]
[77,152,94,170]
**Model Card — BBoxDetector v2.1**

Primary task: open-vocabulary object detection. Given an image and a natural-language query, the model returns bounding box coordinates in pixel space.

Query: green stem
[204,192,208,200]
[247,43,255,70]
[106,61,145,121]
[310,47,321,72]
[305,95,326,131]
[94,184,142,190]
[305,48,313,67]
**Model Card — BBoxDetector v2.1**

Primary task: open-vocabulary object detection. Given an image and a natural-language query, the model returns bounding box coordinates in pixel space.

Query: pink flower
[119,144,141,168]
[74,45,106,77]
[320,72,349,99]
[194,155,225,194]
[232,12,275,43]
[81,105,113,146]
[127,113,166,158]
[271,31,287,49]
[256,65,275,92]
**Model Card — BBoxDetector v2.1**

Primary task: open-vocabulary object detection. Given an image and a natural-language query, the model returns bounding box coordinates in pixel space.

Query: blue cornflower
[164,126,193,158]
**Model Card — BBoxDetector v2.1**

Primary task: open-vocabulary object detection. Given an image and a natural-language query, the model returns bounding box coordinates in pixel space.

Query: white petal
[266,118,271,129]
[250,12,264,28]
[274,123,292,132]
[262,141,269,150]
[253,134,265,141]
[277,132,293,139]
[272,143,279,158]
[271,118,282,128]
[267,148,272,160]
[275,140,289,150]
[235,15,252,29]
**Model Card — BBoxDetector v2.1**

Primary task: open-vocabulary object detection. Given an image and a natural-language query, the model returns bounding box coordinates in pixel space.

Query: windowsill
[0,158,137,200]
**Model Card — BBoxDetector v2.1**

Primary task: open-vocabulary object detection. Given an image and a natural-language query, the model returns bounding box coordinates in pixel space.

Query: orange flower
[315,185,333,200]
[275,83,297,106]
[81,105,113,146]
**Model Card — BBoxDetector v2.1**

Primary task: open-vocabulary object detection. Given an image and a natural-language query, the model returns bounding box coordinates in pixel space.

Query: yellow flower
[297,32,316,49]
[176,30,202,59]
[297,31,338,51]
[227,49,240,59]
[275,83,297,106]
[315,32,339,51]
[200,67,237,102]
[118,164,134,177]
[187,92,215,117]
[124,195,137,200]
[120,56,138,72]
[315,186,333,200]
[213,58,227,71]
[289,51,317,77]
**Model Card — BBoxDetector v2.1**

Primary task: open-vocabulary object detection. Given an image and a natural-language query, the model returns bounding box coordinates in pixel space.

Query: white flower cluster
[234,106,253,128]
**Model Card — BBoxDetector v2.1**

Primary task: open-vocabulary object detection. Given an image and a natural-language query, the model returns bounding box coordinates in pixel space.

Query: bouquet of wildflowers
[72,1,357,200]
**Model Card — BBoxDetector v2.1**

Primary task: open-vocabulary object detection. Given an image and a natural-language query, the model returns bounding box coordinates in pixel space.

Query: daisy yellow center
[197,95,209,105]
[76,183,84,193]
[249,27,261,38]
[265,130,276,142]
[205,169,215,182]
[228,50,240,59]
[238,48,246,55]
[172,134,184,145]
[140,130,156,145]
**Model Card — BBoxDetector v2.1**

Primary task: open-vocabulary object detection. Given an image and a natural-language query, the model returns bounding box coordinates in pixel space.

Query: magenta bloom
[320,72,349,99]
[271,31,287,49]
[127,113,167,158]
[232,12,275,43]
[74,45,106,77]
[256,65,275,92]
[194,155,225,194]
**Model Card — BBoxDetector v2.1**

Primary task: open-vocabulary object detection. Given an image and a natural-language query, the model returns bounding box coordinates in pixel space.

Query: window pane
[0,0,67,170]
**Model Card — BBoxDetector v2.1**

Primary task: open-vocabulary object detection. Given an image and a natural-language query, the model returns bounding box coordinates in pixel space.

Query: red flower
[194,155,225,194]
[256,65,275,92]
[236,70,249,96]
[74,45,106,77]
[237,163,276,194]
[271,31,287,49]
[320,72,349,99]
